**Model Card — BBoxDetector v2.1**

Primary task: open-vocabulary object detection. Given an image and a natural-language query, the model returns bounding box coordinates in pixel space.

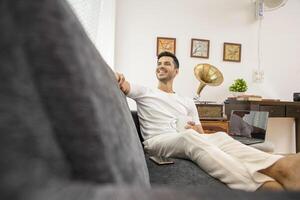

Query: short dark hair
[157,51,179,68]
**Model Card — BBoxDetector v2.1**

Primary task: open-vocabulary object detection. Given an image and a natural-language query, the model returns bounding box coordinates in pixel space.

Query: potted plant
[229,78,248,96]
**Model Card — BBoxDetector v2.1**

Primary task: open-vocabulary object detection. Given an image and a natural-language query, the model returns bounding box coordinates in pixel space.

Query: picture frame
[190,38,210,58]
[156,37,176,55]
[223,42,242,62]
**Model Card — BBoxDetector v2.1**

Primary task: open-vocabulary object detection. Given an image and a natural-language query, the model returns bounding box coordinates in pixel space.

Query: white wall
[115,0,300,101]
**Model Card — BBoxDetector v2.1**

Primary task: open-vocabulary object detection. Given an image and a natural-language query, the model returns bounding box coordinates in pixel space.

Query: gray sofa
[1,0,299,199]
[131,111,227,187]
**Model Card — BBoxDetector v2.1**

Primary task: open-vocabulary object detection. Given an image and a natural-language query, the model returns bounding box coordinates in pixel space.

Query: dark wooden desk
[224,99,300,152]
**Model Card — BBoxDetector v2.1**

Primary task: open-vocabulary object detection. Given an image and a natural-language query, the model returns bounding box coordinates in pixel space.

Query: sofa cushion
[145,154,227,188]
[0,0,149,192]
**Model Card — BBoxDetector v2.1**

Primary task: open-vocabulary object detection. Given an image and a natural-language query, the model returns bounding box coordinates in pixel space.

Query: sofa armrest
[131,111,144,143]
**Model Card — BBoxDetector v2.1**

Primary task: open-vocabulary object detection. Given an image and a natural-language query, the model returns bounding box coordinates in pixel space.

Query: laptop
[229,110,269,145]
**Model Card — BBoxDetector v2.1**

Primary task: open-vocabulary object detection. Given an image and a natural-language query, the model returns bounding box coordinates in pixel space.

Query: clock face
[223,43,241,62]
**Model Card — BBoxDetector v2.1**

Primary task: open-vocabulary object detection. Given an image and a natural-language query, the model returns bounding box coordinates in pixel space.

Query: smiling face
[156,56,178,82]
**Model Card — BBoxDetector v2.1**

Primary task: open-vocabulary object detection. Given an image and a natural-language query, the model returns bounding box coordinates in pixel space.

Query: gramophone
[194,63,224,99]
[193,63,224,119]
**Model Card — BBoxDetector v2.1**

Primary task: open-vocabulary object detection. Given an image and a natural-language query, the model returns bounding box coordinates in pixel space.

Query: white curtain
[66,0,102,43]
[66,0,115,68]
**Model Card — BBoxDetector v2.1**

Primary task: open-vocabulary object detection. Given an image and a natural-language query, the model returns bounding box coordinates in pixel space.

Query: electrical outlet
[253,69,264,83]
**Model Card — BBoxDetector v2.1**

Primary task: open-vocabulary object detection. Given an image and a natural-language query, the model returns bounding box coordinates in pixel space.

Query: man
[115,51,300,191]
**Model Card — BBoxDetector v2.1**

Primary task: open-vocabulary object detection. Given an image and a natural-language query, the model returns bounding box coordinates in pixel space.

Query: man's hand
[185,121,205,134]
[115,72,125,86]
[115,72,130,95]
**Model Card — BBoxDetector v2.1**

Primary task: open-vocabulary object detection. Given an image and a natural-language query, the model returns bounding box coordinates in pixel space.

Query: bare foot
[259,153,300,191]
[257,181,284,191]
[281,153,300,191]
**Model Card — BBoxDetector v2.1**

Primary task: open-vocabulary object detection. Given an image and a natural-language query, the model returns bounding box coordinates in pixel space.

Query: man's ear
[175,68,179,75]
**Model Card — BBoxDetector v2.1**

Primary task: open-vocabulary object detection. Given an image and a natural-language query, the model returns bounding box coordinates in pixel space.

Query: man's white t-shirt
[127,84,201,140]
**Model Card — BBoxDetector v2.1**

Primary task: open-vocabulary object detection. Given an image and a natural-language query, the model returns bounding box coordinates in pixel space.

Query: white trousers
[143,130,282,191]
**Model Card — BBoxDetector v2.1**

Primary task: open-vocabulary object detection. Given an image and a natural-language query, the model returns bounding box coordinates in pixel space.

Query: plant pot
[231,92,245,97]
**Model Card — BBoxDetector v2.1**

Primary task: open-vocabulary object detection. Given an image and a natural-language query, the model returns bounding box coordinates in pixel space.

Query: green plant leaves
[229,78,247,92]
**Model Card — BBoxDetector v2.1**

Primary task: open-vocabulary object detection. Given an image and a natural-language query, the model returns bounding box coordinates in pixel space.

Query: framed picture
[156,37,176,55]
[223,42,242,62]
[190,38,210,58]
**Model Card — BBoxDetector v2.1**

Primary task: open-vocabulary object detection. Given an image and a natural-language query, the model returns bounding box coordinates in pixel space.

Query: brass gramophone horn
[194,64,224,96]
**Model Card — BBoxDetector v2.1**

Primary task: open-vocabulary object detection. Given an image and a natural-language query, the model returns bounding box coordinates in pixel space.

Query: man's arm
[185,121,205,134]
[115,72,131,95]
[183,99,205,134]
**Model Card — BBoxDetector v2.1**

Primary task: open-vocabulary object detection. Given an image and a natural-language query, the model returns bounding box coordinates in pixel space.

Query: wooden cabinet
[201,120,229,134]
[195,104,223,119]
[195,103,228,134]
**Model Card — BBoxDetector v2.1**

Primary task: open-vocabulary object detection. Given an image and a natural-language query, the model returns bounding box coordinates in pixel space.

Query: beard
[156,73,173,82]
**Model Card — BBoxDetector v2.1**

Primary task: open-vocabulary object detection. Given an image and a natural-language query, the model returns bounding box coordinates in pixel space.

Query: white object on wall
[255,0,288,19]
[254,0,288,84]
[256,0,265,19]
[252,69,264,83]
